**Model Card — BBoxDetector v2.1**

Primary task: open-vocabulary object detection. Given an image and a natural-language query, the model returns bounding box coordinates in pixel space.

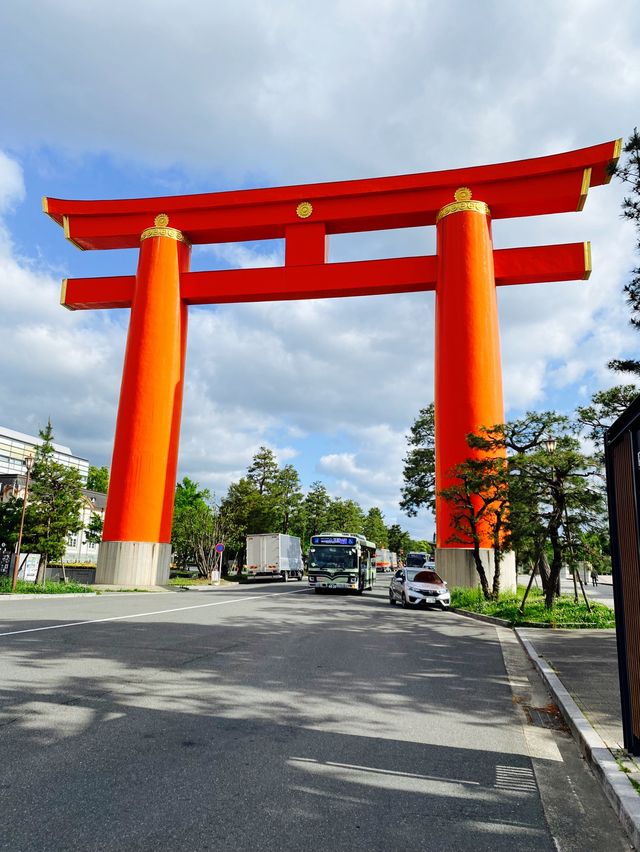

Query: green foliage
[440,447,510,599]
[271,464,304,535]
[84,511,103,544]
[0,497,22,547]
[387,524,412,557]
[0,577,92,595]
[23,421,84,581]
[450,585,615,628]
[400,403,435,516]
[303,482,331,539]
[363,507,388,547]
[324,498,365,535]
[609,128,640,375]
[575,385,638,460]
[247,446,279,495]
[171,477,222,576]
[86,465,109,493]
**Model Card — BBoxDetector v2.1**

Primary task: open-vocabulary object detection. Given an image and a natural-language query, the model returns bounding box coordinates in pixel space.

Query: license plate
[327,583,338,588]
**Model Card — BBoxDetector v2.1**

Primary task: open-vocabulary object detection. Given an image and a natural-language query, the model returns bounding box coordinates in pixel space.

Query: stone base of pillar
[95,541,171,587]
[435,547,516,593]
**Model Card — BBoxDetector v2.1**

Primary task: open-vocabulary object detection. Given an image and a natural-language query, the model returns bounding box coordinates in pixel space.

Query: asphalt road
[0,581,631,851]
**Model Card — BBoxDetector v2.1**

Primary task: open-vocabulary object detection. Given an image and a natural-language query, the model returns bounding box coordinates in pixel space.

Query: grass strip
[450,585,615,628]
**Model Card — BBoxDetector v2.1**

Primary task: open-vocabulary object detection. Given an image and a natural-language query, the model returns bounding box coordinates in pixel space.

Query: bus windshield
[309,546,357,570]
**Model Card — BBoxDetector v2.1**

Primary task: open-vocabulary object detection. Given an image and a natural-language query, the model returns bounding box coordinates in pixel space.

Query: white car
[389,567,450,609]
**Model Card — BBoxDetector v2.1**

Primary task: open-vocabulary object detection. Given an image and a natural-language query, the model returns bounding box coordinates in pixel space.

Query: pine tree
[609,128,640,375]
[400,403,436,516]
[24,421,83,583]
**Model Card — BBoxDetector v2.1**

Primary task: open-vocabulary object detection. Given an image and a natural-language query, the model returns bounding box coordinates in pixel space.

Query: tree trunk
[471,541,491,599]
[545,526,563,609]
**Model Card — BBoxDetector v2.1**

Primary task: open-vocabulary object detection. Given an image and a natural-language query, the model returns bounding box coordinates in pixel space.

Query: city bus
[307,532,376,593]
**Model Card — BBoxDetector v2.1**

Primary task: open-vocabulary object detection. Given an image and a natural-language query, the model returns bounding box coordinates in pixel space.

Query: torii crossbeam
[45,139,620,587]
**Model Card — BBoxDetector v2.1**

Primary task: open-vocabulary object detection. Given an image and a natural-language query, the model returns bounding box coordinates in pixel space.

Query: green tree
[84,511,104,545]
[439,450,510,599]
[363,507,388,547]
[325,498,365,535]
[86,465,109,493]
[387,523,412,558]
[219,477,263,565]
[171,477,211,570]
[303,481,331,538]
[247,446,279,495]
[609,128,640,375]
[24,421,83,583]
[272,464,304,534]
[176,500,224,579]
[575,384,638,460]
[400,403,436,516]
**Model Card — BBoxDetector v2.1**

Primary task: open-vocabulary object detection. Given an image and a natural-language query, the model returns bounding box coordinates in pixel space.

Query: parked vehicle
[375,548,392,572]
[308,532,376,593]
[244,533,304,581]
[405,551,435,569]
[389,567,450,609]
[389,552,398,570]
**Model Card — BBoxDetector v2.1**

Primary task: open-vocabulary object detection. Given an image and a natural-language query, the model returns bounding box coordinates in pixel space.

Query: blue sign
[215,543,225,553]
[311,536,356,546]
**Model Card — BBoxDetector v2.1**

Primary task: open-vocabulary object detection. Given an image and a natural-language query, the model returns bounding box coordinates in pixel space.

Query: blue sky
[0,0,639,540]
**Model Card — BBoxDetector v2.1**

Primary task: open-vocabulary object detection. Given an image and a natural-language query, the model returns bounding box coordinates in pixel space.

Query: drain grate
[525,703,568,731]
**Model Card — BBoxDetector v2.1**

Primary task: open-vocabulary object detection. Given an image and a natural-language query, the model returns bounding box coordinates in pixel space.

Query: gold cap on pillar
[141,214,190,245]
[436,188,490,224]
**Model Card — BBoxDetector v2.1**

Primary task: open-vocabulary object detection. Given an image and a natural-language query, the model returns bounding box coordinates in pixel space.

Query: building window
[67,533,78,547]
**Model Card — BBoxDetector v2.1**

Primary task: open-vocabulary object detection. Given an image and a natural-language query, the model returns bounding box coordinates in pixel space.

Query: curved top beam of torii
[44,139,620,251]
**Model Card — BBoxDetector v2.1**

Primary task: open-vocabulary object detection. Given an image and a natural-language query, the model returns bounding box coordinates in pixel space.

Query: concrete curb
[450,607,511,628]
[515,628,640,849]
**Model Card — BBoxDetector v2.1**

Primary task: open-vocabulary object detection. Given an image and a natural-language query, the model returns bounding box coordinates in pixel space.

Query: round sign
[215,543,225,553]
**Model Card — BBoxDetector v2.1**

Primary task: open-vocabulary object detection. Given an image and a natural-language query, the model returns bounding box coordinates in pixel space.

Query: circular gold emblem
[454,187,472,202]
[296,201,313,219]
[155,213,170,227]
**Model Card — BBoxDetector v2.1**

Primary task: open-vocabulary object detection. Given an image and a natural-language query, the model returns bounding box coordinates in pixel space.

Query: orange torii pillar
[434,189,510,586]
[98,217,190,585]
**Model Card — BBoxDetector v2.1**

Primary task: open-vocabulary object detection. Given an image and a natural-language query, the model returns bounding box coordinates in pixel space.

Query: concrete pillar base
[435,547,516,593]
[95,541,171,587]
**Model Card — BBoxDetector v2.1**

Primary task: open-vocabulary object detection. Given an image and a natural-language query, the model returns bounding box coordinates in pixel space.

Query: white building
[0,425,104,568]
[0,425,89,482]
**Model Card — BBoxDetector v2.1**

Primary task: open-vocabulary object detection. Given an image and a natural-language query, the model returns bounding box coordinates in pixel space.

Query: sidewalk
[519,628,622,749]
[517,627,640,847]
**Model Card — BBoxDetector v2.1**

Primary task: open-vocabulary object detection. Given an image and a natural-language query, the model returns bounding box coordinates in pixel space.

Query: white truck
[244,533,304,582]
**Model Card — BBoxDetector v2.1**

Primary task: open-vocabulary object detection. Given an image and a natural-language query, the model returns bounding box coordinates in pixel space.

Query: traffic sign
[215,543,225,553]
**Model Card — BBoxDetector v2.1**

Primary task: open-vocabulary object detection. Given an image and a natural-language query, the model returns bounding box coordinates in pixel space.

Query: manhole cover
[526,704,568,731]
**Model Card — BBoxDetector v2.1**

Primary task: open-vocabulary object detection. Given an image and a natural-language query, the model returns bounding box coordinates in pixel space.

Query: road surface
[0,582,631,851]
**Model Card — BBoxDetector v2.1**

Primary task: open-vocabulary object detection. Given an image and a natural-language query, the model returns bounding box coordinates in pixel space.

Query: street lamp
[11,455,34,592]
[543,435,557,454]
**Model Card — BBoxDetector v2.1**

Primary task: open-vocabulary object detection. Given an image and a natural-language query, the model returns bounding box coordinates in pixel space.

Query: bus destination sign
[311,536,357,546]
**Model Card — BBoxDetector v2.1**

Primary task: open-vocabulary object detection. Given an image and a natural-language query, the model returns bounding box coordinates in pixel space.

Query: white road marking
[0,588,311,638]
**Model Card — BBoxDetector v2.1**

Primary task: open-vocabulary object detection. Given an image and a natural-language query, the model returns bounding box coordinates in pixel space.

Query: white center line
[0,588,311,638]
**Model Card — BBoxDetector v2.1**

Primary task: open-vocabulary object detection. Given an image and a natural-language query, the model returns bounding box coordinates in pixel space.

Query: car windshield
[309,546,357,570]
[406,569,442,584]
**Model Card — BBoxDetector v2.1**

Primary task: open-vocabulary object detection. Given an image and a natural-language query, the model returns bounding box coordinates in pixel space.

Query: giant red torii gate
[44,139,620,587]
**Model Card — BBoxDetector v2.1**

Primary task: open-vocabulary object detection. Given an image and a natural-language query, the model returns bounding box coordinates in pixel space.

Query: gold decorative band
[63,215,86,250]
[577,167,592,212]
[604,138,623,184]
[60,278,74,311]
[436,199,490,224]
[140,225,190,244]
[583,241,592,279]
